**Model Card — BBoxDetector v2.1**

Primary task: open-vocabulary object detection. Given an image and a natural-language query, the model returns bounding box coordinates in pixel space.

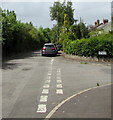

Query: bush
[62,33,113,58]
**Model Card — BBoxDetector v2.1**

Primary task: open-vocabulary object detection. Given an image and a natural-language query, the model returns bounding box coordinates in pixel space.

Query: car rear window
[44,45,55,48]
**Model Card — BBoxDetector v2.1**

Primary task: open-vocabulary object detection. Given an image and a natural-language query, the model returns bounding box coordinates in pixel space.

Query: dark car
[41,43,57,56]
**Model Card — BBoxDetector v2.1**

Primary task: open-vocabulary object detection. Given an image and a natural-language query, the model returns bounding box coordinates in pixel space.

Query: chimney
[95,22,97,26]
[97,20,100,26]
[103,19,108,24]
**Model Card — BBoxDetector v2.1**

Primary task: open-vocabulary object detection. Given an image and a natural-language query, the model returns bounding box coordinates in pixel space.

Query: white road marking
[57,80,62,83]
[43,84,49,88]
[50,58,54,65]
[51,58,54,62]
[45,83,112,119]
[37,60,54,114]
[48,73,51,76]
[37,104,47,113]
[56,68,63,94]
[56,84,63,88]
[45,80,51,83]
[56,89,63,94]
[57,70,61,73]
[42,89,49,94]
[40,95,48,102]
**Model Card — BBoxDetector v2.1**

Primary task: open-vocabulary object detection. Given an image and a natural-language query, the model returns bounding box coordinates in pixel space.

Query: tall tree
[79,22,89,38]
[2,9,51,56]
[50,1,75,27]
[64,1,75,26]
[0,8,2,44]
[2,10,17,55]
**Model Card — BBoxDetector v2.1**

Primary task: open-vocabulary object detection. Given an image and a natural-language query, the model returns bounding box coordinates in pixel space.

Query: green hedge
[63,33,113,58]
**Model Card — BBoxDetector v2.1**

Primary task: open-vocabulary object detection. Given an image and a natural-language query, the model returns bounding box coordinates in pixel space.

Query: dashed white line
[50,58,54,65]
[51,58,54,62]
[56,68,63,95]
[48,73,51,76]
[37,59,54,114]
[40,95,48,102]
[43,84,50,88]
[45,80,51,84]
[56,89,63,94]
[42,89,49,94]
[57,80,62,83]
[37,104,47,113]
[56,84,63,88]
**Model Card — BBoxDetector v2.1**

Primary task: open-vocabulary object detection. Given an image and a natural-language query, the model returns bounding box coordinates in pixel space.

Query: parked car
[41,43,58,56]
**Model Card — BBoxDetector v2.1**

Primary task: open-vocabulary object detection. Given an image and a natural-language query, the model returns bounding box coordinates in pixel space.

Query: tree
[50,25,59,43]
[70,24,82,39]
[63,14,70,32]
[79,22,89,38]
[0,7,2,44]
[2,9,51,56]
[64,1,75,26]
[2,10,17,55]
[42,28,51,43]
[50,1,75,27]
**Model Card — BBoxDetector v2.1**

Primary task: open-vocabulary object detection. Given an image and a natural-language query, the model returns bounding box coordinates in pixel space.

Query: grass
[80,62,88,64]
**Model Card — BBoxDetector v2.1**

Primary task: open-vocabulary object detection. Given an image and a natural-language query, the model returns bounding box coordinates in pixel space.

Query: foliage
[59,22,89,46]
[89,29,105,37]
[49,1,75,44]
[49,25,61,44]
[50,1,75,27]
[0,7,2,44]
[62,33,113,58]
[2,9,51,56]
[2,2,112,59]
[79,22,89,38]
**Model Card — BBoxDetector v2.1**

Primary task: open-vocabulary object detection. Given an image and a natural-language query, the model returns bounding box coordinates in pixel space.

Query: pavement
[49,85,111,118]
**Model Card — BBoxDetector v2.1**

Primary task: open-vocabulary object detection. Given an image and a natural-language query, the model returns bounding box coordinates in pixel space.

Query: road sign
[98,51,107,55]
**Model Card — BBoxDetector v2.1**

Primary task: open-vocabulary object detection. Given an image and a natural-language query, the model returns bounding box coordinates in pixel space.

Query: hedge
[63,33,113,58]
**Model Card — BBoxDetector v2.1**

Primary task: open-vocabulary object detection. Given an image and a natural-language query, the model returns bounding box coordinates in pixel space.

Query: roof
[97,22,111,32]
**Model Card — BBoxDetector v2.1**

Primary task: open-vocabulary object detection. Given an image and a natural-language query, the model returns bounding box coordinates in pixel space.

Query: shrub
[62,33,113,58]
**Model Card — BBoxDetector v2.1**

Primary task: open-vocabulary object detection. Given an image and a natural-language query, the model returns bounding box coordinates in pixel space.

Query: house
[89,19,111,37]
[96,20,111,33]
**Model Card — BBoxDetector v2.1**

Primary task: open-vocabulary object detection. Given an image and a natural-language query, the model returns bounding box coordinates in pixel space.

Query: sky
[1,0,112,28]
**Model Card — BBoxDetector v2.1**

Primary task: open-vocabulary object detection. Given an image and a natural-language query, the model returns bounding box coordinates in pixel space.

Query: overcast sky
[1,1,112,28]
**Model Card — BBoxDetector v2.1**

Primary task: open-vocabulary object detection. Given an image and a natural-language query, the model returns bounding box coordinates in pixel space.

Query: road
[2,51,111,119]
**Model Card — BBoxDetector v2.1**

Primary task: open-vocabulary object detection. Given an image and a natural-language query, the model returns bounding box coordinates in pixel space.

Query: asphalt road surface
[2,51,111,119]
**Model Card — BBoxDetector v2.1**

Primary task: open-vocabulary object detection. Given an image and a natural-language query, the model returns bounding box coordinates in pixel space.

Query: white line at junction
[56,84,63,88]
[37,104,47,113]
[56,89,63,94]
[57,80,62,83]
[42,89,49,94]
[40,95,48,102]
[45,80,51,83]
[43,84,50,88]
[37,58,54,114]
